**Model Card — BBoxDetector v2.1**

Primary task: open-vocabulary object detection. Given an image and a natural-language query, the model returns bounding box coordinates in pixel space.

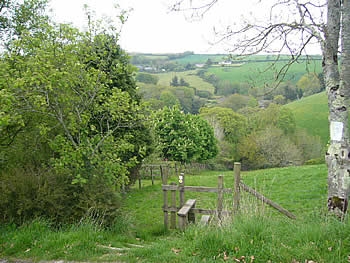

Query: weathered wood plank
[183,186,232,193]
[170,182,177,229]
[178,199,196,230]
[162,185,179,191]
[162,185,232,193]
[240,182,296,220]
[177,199,196,216]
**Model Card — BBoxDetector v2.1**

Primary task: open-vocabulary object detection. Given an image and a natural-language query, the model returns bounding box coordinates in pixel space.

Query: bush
[0,167,121,226]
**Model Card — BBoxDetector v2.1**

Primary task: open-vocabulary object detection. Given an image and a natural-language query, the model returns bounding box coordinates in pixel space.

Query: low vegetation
[1,164,350,262]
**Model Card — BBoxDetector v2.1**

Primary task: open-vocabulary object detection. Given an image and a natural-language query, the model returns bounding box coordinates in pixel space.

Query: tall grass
[1,164,350,262]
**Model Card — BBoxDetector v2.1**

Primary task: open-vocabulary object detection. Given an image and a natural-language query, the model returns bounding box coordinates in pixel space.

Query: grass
[285,92,329,145]
[207,59,322,86]
[1,164,350,262]
[285,91,350,146]
[153,70,215,94]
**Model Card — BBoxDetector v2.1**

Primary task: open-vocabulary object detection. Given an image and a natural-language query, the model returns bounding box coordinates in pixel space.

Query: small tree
[170,75,179,86]
[153,106,217,164]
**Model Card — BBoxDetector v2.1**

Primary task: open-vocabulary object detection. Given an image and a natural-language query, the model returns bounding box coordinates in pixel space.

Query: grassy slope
[2,164,350,262]
[153,70,215,94]
[286,90,350,148]
[285,92,329,145]
[207,59,322,86]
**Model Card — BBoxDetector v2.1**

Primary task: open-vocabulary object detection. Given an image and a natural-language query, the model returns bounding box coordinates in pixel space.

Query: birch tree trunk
[324,0,350,217]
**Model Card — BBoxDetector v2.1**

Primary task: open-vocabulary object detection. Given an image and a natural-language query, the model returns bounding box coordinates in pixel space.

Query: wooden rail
[233,162,296,220]
[161,162,296,230]
[162,172,230,230]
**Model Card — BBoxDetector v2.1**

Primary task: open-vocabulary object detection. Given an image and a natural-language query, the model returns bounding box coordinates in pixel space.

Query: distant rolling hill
[287,92,350,146]
[285,92,329,145]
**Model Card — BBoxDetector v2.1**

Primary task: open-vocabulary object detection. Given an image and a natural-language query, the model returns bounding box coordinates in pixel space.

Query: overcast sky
[48,0,322,54]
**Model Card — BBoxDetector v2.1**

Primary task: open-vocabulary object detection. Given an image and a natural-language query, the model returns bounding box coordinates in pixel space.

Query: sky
[48,0,262,54]
[48,0,323,54]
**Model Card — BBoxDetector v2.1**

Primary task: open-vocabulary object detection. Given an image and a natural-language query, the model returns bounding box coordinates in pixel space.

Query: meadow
[154,70,215,94]
[2,164,350,262]
[206,59,322,86]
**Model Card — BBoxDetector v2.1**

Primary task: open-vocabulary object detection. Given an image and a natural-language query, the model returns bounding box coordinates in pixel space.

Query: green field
[207,59,322,86]
[2,164,350,262]
[286,91,350,147]
[153,70,215,94]
[285,92,329,145]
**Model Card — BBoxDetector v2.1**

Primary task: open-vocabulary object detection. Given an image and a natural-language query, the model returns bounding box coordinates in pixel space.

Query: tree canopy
[153,106,217,163]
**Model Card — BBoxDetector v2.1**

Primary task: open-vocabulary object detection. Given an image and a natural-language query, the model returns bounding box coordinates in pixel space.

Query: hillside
[3,164,350,262]
[154,70,215,94]
[285,92,329,145]
[287,92,350,147]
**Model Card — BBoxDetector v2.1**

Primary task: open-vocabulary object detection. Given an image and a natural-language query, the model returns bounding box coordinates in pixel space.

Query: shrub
[0,167,121,226]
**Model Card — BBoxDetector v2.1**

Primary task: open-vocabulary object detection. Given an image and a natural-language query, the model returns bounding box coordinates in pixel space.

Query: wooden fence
[161,162,296,230]
[138,164,169,189]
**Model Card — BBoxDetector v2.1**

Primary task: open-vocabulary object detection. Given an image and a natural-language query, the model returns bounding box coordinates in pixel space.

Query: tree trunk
[324,0,350,217]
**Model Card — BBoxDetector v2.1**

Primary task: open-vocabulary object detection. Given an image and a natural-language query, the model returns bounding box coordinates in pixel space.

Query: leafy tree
[248,104,296,135]
[200,107,247,165]
[218,93,258,112]
[273,95,286,105]
[170,86,195,113]
[159,90,180,108]
[238,127,302,169]
[153,106,217,163]
[272,81,302,102]
[297,73,321,97]
[0,1,153,223]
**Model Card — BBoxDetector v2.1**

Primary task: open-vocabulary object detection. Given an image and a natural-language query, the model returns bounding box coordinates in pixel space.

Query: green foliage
[215,81,250,96]
[136,72,159,85]
[170,75,189,87]
[159,90,180,108]
[218,93,258,111]
[170,86,195,113]
[239,126,303,169]
[297,73,322,97]
[200,107,247,161]
[0,1,153,224]
[153,106,217,163]
[0,167,122,225]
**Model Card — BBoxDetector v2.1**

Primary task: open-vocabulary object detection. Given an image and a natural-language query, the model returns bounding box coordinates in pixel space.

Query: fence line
[161,162,296,230]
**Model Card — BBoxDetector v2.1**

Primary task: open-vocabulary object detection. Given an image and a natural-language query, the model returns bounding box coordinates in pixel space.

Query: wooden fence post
[138,169,142,189]
[179,172,185,208]
[162,172,168,230]
[160,165,164,183]
[170,182,177,229]
[217,175,223,220]
[233,162,241,215]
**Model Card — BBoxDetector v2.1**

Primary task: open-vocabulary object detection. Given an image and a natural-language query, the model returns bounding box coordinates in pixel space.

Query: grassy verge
[1,164,350,262]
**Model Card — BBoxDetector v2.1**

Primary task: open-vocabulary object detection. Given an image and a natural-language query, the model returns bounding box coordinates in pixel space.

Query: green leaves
[153,106,217,163]
[1,2,152,189]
